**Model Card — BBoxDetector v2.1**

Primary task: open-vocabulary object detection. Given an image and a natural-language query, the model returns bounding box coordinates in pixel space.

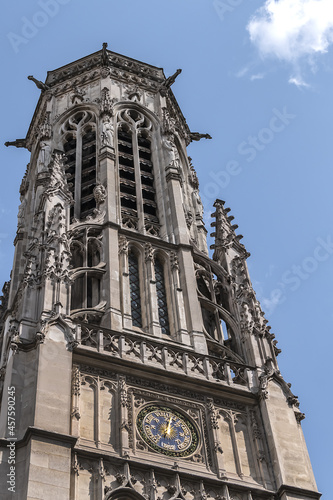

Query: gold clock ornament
[136,404,199,457]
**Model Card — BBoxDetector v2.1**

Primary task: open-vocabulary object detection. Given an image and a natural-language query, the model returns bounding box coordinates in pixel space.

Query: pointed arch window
[128,251,142,328]
[117,109,160,236]
[69,228,104,315]
[62,111,97,221]
[154,257,170,335]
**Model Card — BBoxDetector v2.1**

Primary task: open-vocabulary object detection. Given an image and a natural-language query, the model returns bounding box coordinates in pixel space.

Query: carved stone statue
[192,188,204,219]
[38,142,52,170]
[189,160,199,190]
[17,198,27,230]
[48,152,68,191]
[101,42,109,66]
[101,120,114,147]
[93,184,107,204]
[71,87,85,104]
[162,137,179,168]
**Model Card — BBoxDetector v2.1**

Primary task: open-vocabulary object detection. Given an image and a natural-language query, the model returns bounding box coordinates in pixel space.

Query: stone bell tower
[0,45,320,500]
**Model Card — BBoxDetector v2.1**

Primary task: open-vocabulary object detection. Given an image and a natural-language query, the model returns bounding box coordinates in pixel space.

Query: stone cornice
[45,49,165,88]
[0,426,78,449]
[277,484,321,499]
[98,146,116,161]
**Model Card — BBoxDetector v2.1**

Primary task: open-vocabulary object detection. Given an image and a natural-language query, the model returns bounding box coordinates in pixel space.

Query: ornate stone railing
[75,325,257,392]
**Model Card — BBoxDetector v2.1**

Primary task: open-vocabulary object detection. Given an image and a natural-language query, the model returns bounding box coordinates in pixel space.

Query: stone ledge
[277,484,321,499]
[0,426,78,450]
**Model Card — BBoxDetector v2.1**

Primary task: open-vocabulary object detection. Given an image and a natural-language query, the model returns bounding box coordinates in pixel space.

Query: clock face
[136,405,199,457]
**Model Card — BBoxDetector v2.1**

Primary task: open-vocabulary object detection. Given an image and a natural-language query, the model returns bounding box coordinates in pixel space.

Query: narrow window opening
[118,128,137,217]
[155,258,170,335]
[71,275,85,310]
[141,174,154,187]
[221,319,229,341]
[87,276,100,308]
[143,204,157,216]
[201,306,218,340]
[81,127,96,219]
[142,189,155,201]
[70,246,84,269]
[88,242,100,267]
[64,134,76,221]
[129,252,142,328]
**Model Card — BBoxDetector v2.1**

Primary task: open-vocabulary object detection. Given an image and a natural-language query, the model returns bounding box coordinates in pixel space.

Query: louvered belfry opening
[81,126,96,219]
[117,108,160,235]
[63,134,76,221]
[61,111,97,222]
[118,126,138,225]
[138,134,158,233]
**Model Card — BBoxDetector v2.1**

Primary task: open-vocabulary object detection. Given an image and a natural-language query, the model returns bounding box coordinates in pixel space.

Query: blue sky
[1,0,332,495]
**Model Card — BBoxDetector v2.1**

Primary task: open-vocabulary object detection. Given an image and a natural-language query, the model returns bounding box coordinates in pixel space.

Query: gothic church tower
[0,45,320,500]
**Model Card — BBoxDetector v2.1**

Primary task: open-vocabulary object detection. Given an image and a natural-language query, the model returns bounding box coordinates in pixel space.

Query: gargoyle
[27,75,49,91]
[4,139,27,148]
[189,132,212,142]
[159,69,182,96]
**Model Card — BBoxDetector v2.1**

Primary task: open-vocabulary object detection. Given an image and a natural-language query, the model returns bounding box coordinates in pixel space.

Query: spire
[210,198,249,265]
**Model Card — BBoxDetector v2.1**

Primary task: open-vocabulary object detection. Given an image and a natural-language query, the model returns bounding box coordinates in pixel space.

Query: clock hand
[162,416,173,438]
[166,416,173,436]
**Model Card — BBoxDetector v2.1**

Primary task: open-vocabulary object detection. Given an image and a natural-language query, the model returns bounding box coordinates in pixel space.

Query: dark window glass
[71,275,85,310]
[87,242,100,267]
[87,276,100,308]
[155,258,170,335]
[129,253,142,328]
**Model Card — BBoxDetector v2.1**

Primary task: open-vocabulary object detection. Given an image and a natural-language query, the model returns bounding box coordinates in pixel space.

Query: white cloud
[288,75,311,87]
[247,0,333,65]
[261,292,283,314]
[250,73,264,81]
[236,66,250,78]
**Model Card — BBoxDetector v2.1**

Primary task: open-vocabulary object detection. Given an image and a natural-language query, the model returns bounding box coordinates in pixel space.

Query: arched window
[70,228,104,314]
[128,251,142,328]
[117,108,160,236]
[154,257,170,335]
[61,111,97,221]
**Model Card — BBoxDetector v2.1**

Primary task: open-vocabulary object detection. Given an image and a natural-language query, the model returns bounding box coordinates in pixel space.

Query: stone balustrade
[75,324,257,393]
